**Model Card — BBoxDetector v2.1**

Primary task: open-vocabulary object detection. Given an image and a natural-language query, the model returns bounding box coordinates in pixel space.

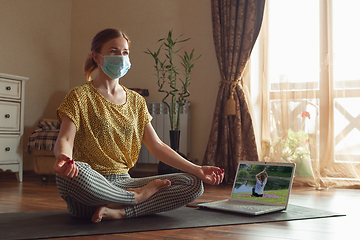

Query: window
[251,0,360,176]
[332,0,360,163]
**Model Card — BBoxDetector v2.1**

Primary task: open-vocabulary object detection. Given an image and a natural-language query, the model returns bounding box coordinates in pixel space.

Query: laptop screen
[231,161,295,206]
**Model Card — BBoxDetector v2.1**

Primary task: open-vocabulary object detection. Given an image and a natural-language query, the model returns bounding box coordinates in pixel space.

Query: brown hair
[260,174,266,182]
[84,28,130,81]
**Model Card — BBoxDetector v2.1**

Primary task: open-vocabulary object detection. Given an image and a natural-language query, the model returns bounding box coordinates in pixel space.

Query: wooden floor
[0,171,358,240]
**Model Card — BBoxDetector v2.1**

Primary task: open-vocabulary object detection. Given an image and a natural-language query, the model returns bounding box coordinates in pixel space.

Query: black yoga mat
[0,204,344,240]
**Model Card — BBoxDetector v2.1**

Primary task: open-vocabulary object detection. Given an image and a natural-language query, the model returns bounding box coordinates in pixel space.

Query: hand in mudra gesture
[54,154,79,178]
[197,166,224,185]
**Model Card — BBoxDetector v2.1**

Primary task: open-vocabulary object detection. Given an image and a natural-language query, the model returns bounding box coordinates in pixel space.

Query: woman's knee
[176,173,204,201]
[192,176,204,200]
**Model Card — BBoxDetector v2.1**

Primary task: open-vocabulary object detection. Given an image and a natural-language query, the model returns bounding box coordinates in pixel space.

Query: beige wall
[0,0,72,170]
[1,0,220,172]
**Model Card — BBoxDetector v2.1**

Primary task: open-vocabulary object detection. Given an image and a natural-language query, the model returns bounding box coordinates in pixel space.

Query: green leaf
[194,54,202,61]
[178,37,191,43]
[167,37,173,45]
[190,49,194,59]
[184,51,189,59]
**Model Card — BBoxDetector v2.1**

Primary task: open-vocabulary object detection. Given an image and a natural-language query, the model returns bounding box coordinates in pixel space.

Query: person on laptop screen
[252,169,268,197]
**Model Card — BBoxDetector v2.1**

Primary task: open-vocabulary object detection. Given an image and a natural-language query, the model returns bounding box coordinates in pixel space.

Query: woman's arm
[255,170,264,181]
[53,115,78,178]
[264,170,268,180]
[142,123,224,185]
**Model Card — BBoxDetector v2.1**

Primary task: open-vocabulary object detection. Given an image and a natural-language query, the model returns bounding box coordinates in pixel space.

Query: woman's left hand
[197,166,224,185]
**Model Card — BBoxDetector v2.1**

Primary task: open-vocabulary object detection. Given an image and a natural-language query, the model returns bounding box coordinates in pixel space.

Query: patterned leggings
[56,162,204,219]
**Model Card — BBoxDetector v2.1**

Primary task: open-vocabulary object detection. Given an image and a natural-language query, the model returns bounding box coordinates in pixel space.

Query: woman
[251,169,268,197]
[54,28,224,223]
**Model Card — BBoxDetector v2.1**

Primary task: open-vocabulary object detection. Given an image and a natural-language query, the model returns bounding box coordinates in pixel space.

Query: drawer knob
[5,114,10,118]
[6,86,11,91]
[5,147,10,152]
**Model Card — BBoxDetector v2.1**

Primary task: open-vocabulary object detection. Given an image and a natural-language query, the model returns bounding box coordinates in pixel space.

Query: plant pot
[158,130,185,175]
[169,130,181,151]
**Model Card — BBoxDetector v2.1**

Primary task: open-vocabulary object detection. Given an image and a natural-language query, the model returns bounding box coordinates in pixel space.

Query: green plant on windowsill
[267,111,314,178]
[275,129,314,178]
[281,129,311,161]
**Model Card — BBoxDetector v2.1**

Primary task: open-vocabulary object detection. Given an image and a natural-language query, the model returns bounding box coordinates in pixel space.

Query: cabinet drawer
[0,135,20,164]
[0,78,21,99]
[0,101,20,132]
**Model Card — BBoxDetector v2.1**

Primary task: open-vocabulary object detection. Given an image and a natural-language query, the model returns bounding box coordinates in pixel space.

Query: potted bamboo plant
[145,30,201,174]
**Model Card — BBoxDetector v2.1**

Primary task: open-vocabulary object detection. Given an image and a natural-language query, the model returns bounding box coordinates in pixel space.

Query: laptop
[198,161,296,215]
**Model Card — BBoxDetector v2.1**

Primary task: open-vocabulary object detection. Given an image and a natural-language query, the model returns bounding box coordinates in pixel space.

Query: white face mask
[99,54,131,79]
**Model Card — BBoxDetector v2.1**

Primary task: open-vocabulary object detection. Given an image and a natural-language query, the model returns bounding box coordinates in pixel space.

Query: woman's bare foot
[128,179,171,205]
[92,204,125,223]
[91,179,171,223]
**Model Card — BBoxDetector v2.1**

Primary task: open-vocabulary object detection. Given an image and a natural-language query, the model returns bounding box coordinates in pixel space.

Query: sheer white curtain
[249,0,360,188]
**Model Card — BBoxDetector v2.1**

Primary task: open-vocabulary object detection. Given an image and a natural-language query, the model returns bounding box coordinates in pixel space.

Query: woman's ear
[91,51,101,65]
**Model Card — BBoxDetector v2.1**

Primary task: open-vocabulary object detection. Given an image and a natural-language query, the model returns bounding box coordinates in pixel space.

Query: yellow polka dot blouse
[57,82,152,175]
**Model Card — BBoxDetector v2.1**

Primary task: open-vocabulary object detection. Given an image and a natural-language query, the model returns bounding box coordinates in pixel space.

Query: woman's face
[94,37,129,65]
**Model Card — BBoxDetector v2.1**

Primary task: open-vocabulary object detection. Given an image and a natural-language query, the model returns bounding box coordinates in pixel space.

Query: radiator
[138,102,191,164]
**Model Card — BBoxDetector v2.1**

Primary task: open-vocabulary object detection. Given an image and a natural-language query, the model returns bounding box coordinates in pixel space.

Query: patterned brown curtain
[203,0,265,183]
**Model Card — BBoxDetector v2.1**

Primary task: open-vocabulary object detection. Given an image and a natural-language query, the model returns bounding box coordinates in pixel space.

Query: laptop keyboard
[213,201,284,211]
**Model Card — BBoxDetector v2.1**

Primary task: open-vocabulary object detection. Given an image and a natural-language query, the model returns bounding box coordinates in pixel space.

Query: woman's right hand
[54,154,78,178]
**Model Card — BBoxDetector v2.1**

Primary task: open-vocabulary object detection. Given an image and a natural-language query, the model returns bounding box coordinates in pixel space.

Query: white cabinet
[0,73,28,182]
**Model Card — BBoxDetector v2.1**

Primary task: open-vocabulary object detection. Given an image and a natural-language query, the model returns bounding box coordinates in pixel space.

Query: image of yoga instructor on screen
[251,169,268,197]
[232,164,293,205]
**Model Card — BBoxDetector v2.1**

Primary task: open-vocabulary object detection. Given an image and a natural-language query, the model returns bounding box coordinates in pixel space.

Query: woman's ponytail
[84,54,97,81]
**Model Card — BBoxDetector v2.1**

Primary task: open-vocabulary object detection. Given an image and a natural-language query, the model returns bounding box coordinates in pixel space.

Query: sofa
[27,119,59,181]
